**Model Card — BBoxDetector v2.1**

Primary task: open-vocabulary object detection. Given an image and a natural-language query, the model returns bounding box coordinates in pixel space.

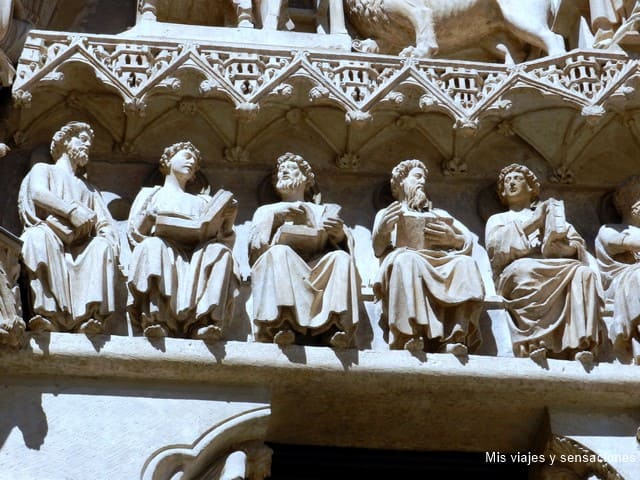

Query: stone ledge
[1,332,639,408]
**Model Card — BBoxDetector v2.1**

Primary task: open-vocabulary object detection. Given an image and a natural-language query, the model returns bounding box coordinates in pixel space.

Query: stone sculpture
[590,0,640,48]
[485,163,604,363]
[595,175,640,362]
[248,152,360,348]
[0,0,32,86]
[0,227,25,348]
[127,141,240,340]
[137,0,345,34]
[345,0,566,62]
[371,159,485,355]
[138,0,255,28]
[18,121,120,334]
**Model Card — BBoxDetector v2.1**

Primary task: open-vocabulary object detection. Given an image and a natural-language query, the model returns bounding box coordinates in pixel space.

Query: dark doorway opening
[267,443,530,479]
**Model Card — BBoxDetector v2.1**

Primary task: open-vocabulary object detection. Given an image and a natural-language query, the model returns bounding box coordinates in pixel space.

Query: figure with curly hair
[18,121,120,333]
[248,152,360,348]
[371,159,485,355]
[127,141,240,340]
[485,163,604,363]
[595,175,640,362]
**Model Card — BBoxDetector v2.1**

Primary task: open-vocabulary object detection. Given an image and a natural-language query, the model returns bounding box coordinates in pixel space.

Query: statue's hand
[323,216,345,244]
[380,201,402,234]
[273,202,306,226]
[423,219,464,250]
[69,204,97,230]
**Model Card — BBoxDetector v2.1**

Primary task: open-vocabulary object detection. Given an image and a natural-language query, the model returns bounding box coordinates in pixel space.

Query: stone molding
[141,406,271,480]
[11,32,639,151]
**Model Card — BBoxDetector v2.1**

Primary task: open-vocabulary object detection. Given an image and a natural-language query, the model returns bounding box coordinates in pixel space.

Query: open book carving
[395,210,454,250]
[154,189,236,246]
[45,207,96,246]
[272,203,341,257]
[541,198,569,258]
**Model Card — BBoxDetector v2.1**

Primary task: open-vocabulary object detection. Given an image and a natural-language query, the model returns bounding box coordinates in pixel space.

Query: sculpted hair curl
[390,159,428,200]
[496,163,540,205]
[50,121,95,161]
[159,141,202,175]
[272,152,316,193]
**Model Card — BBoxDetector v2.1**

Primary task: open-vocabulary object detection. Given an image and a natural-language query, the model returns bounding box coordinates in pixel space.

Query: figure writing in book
[485,163,604,364]
[248,152,360,348]
[127,141,240,340]
[18,121,120,334]
[595,175,640,363]
[372,159,485,355]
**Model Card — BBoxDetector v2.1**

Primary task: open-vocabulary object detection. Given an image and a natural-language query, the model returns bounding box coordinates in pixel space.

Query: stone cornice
[2,333,640,408]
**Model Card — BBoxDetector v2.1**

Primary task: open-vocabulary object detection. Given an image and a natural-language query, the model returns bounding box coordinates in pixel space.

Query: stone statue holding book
[485,163,604,363]
[127,141,240,340]
[371,159,485,355]
[248,152,360,348]
[595,175,640,363]
[18,121,120,333]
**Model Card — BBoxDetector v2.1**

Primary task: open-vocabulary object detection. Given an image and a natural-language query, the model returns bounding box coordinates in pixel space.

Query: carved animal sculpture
[344,0,567,63]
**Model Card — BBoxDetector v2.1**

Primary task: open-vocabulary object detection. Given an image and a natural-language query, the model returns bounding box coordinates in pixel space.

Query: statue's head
[497,163,540,205]
[390,159,430,210]
[159,141,202,178]
[614,175,640,225]
[50,121,95,168]
[273,152,317,200]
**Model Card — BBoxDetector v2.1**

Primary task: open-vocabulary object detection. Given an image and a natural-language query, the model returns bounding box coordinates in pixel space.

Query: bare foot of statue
[144,324,168,338]
[574,350,595,368]
[529,347,547,363]
[329,331,351,349]
[274,329,295,346]
[442,342,468,357]
[28,315,55,333]
[193,324,223,342]
[404,337,424,354]
[78,318,103,336]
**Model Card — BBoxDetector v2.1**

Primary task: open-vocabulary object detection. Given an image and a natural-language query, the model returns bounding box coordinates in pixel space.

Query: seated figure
[372,159,485,355]
[485,163,604,363]
[248,152,360,348]
[595,175,640,362]
[18,121,120,333]
[127,141,240,340]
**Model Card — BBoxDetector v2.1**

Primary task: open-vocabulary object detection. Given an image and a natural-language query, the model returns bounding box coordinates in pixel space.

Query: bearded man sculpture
[371,159,485,355]
[248,152,360,348]
[595,175,640,362]
[18,121,120,333]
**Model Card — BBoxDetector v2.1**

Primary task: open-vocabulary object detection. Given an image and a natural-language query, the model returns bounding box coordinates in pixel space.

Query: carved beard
[276,177,306,197]
[68,145,89,169]
[406,184,429,211]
